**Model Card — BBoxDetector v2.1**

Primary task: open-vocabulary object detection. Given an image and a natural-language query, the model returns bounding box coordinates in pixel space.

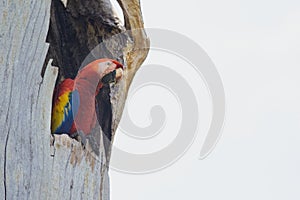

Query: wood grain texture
[0,0,149,199]
[0,1,52,199]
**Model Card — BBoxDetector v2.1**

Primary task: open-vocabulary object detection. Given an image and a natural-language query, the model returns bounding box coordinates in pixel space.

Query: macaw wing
[51,84,80,134]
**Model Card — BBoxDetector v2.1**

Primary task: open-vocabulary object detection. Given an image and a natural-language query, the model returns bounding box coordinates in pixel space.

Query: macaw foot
[71,131,87,147]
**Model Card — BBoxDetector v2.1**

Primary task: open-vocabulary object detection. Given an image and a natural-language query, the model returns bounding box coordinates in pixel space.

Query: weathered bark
[0,0,149,199]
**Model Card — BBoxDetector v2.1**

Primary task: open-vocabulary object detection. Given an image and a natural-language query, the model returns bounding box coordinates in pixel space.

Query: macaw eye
[107,62,111,66]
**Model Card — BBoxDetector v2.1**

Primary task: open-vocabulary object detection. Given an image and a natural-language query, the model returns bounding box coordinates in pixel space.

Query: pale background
[110,0,300,199]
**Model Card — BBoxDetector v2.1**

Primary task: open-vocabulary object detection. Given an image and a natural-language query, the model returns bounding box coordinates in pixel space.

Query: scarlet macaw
[51,59,123,138]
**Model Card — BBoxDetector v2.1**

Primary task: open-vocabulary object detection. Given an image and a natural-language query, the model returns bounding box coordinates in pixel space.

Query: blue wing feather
[53,90,80,134]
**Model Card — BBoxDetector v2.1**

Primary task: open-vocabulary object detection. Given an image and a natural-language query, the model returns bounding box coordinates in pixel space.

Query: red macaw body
[51,59,123,136]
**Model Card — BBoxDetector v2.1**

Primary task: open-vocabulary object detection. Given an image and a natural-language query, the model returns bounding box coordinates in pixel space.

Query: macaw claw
[72,130,87,147]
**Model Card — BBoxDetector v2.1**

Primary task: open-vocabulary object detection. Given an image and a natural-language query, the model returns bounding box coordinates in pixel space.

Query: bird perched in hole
[51,59,124,141]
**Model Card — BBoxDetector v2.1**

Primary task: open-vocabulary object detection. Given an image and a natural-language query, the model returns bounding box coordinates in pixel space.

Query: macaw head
[76,58,124,84]
[98,59,124,83]
[96,59,123,75]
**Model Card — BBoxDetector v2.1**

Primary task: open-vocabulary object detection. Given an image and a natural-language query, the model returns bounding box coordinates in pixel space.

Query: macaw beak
[112,60,124,81]
[112,60,124,69]
[101,60,124,83]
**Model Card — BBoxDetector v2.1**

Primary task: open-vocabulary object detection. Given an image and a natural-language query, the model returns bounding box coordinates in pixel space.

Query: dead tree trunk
[0,0,149,199]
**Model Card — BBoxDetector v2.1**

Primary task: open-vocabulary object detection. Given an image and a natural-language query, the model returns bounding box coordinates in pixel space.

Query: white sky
[110,0,300,199]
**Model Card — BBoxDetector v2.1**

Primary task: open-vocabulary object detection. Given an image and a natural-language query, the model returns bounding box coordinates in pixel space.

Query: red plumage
[51,59,123,136]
